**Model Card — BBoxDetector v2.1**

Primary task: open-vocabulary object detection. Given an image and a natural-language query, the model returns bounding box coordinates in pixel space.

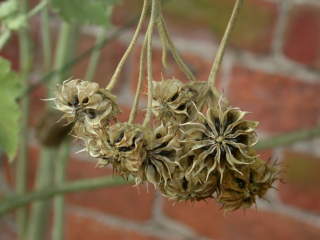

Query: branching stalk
[208,0,243,89]
[106,0,149,91]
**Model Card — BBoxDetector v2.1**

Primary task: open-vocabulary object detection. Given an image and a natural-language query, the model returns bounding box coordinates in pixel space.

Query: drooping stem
[157,13,196,82]
[16,0,32,238]
[106,0,149,91]
[0,176,132,216]
[208,0,243,89]
[143,0,158,127]
[128,33,148,123]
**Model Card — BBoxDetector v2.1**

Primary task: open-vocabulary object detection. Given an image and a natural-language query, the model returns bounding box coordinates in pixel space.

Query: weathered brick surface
[228,66,320,133]
[164,199,320,240]
[65,212,159,240]
[284,5,320,69]
[280,151,320,214]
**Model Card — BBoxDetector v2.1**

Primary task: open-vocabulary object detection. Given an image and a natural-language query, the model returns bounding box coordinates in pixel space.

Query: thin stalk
[0,176,132,216]
[40,1,51,72]
[157,15,196,82]
[106,0,148,91]
[85,28,108,82]
[26,148,55,240]
[52,141,70,240]
[207,0,243,89]
[128,33,148,123]
[27,0,49,18]
[143,0,158,127]
[16,0,32,238]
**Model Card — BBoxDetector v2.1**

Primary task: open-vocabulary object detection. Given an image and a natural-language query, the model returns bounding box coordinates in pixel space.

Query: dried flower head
[54,79,120,133]
[217,158,278,211]
[144,124,181,186]
[97,123,147,180]
[181,101,259,178]
[152,78,207,123]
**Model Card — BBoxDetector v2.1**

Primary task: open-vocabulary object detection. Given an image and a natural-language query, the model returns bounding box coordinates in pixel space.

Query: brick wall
[1,0,320,239]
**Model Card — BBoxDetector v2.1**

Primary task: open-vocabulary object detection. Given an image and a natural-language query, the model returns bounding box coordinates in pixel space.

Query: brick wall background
[1,0,320,239]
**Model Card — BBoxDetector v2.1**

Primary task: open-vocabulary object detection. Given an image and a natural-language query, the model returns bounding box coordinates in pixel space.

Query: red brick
[72,36,127,93]
[280,151,320,214]
[66,158,156,222]
[129,46,215,97]
[284,5,320,69]
[66,212,159,240]
[228,66,320,133]
[164,199,320,240]
[0,33,19,70]
[0,219,17,240]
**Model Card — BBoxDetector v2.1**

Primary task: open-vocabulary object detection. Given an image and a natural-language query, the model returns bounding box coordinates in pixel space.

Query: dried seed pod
[54,79,120,134]
[181,102,259,178]
[96,123,147,180]
[152,78,207,123]
[217,158,278,211]
[157,151,218,201]
[143,124,181,186]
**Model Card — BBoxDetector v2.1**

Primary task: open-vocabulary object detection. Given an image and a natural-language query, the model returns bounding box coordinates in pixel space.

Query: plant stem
[16,0,32,238]
[255,126,320,150]
[128,32,148,123]
[207,0,243,89]
[40,1,51,72]
[157,14,196,82]
[52,141,70,240]
[26,148,55,240]
[106,0,149,91]
[143,0,158,127]
[85,28,108,82]
[0,176,131,216]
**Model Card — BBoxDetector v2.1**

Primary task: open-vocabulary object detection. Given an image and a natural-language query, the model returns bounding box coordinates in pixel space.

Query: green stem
[0,176,131,216]
[207,0,243,90]
[52,142,70,240]
[107,0,148,91]
[27,0,49,18]
[16,0,32,238]
[27,148,55,240]
[143,0,158,127]
[85,29,108,82]
[40,2,51,72]
[255,126,320,150]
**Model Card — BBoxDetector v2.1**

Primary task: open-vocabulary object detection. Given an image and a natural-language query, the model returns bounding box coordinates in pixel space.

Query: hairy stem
[0,176,131,216]
[143,0,158,126]
[208,0,243,89]
[128,33,148,123]
[106,0,149,91]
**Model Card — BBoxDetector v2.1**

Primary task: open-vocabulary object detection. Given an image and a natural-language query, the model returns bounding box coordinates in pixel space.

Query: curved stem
[143,0,158,127]
[106,0,149,91]
[158,14,196,82]
[128,35,148,123]
[208,0,243,90]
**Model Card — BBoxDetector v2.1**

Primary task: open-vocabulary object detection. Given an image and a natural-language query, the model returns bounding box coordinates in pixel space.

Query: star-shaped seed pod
[152,78,207,124]
[143,124,181,186]
[157,151,219,201]
[217,158,278,211]
[54,79,120,135]
[96,123,147,180]
[180,102,259,179]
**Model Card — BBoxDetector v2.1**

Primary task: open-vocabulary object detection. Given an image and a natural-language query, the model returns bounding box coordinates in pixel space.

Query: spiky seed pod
[217,158,278,211]
[157,151,219,201]
[144,124,181,186]
[96,123,147,180]
[54,79,120,135]
[180,102,259,178]
[152,78,207,124]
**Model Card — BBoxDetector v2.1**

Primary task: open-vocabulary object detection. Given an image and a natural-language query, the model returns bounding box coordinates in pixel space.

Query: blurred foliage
[0,57,22,160]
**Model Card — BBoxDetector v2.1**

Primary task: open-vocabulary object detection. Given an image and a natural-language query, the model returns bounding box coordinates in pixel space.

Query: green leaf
[0,57,22,160]
[0,29,11,49]
[52,0,119,25]
[0,0,18,19]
